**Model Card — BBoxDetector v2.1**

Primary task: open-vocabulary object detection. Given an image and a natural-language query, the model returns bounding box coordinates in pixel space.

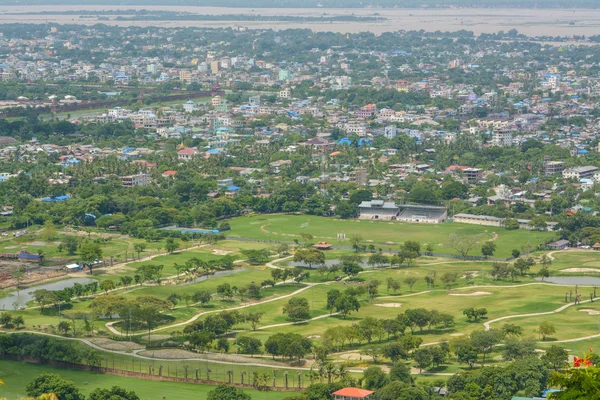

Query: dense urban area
[1,9,600,400]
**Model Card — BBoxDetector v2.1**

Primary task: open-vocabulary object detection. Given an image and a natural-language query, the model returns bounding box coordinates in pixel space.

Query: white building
[491,130,513,147]
[384,125,397,139]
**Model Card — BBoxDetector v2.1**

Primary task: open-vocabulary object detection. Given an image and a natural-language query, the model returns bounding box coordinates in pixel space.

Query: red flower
[574,356,593,367]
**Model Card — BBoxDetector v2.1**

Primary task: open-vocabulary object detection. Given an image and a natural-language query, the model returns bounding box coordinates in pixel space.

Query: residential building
[563,166,598,180]
[384,125,397,139]
[464,168,483,183]
[491,130,513,147]
[544,161,565,176]
[121,173,151,188]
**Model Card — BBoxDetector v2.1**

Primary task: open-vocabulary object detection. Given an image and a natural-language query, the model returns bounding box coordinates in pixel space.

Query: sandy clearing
[212,249,233,255]
[579,309,600,315]
[375,303,403,308]
[562,268,600,273]
[461,271,479,279]
[450,333,464,337]
[449,291,492,296]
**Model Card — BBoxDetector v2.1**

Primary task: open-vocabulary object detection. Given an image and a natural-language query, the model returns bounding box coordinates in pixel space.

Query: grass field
[226,214,555,257]
[0,359,294,400]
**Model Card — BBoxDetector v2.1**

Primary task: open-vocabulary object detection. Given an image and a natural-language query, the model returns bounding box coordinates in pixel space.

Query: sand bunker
[212,249,233,256]
[449,291,492,297]
[562,268,600,273]
[579,309,600,315]
[450,333,464,337]
[307,335,321,339]
[375,303,403,308]
[461,271,480,279]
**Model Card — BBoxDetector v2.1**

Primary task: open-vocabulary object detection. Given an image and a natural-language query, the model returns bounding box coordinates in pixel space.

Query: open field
[2,6,600,36]
[0,359,295,400]
[226,214,554,258]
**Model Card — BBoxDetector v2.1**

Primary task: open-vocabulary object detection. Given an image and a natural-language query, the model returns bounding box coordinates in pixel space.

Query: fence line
[2,354,306,391]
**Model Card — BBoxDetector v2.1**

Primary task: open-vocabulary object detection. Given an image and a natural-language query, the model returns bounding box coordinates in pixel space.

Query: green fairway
[226,214,554,257]
[0,359,295,400]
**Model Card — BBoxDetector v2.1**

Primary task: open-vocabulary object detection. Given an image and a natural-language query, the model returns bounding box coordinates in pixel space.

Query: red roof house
[162,170,177,178]
[332,388,374,400]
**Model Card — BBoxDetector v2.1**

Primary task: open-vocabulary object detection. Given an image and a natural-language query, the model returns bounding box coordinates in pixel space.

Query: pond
[536,276,600,286]
[180,268,249,285]
[286,258,379,269]
[0,277,96,310]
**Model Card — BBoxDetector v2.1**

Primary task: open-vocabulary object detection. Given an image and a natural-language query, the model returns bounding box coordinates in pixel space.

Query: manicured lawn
[0,359,295,400]
[226,214,555,257]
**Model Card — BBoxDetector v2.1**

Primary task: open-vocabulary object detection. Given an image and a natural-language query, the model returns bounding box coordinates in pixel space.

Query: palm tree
[336,364,349,382]
[324,363,336,384]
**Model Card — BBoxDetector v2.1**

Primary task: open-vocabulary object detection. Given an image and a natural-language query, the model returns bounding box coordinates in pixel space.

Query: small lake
[286,258,379,269]
[536,276,600,286]
[0,277,96,310]
[181,268,249,285]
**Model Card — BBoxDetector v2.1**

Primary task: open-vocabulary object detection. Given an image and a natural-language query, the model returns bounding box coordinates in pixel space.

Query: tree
[193,290,212,306]
[207,384,251,400]
[448,233,481,258]
[512,249,521,258]
[237,336,262,356]
[501,323,523,337]
[133,243,147,260]
[283,297,310,322]
[470,329,501,366]
[481,241,496,259]
[505,218,520,230]
[165,237,179,254]
[537,321,556,341]
[405,308,431,333]
[217,283,233,299]
[40,219,57,241]
[441,272,459,289]
[404,277,418,292]
[452,337,478,368]
[62,236,79,256]
[293,248,325,268]
[363,366,389,390]
[0,312,12,327]
[514,257,535,275]
[412,348,433,373]
[99,280,115,295]
[247,311,265,331]
[350,234,363,252]
[12,315,24,329]
[120,276,133,287]
[501,337,536,361]
[26,373,84,400]
[136,264,163,284]
[11,266,25,296]
[389,361,412,384]
[80,241,102,275]
[326,289,341,315]
[334,294,361,319]
[335,201,358,219]
[542,345,569,370]
[88,386,140,400]
[132,296,171,342]
[386,277,401,293]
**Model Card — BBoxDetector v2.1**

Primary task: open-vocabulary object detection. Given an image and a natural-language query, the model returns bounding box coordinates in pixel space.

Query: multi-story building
[121,173,151,188]
[491,130,513,147]
[384,125,397,139]
[544,161,565,176]
[464,168,483,183]
[563,166,598,180]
